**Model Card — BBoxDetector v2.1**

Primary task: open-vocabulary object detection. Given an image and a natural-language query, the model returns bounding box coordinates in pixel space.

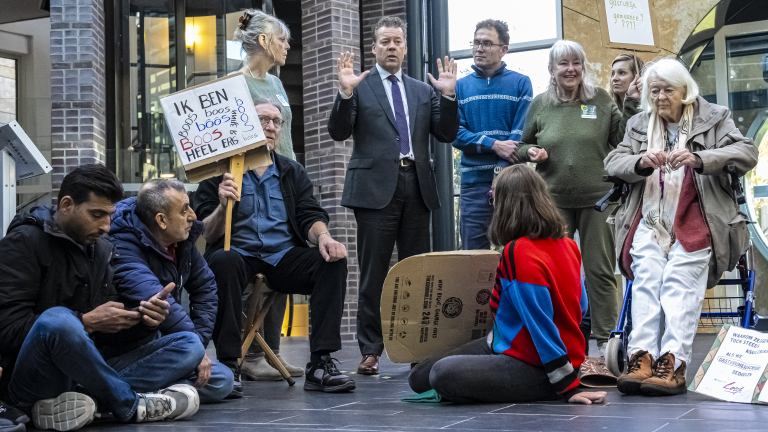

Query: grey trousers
[408,338,559,403]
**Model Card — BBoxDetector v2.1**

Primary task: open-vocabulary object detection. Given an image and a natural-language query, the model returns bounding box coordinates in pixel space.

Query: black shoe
[304,357,356,393]
[0,400,29,432]
[225,364,243,399]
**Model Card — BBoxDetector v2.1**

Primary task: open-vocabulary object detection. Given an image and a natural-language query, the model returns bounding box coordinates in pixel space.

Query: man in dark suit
[327,16,459,375]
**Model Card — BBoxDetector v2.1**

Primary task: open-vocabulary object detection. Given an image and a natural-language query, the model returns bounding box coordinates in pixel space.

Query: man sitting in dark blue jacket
[110,179,234,402]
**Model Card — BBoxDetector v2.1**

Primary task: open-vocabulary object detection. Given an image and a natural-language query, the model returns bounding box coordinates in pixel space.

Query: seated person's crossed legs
[0,165,202,431]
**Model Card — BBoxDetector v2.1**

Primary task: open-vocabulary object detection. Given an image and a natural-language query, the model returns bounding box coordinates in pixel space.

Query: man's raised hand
[138,282,175,327]
[427,56,457,97]
[338,52,370,97]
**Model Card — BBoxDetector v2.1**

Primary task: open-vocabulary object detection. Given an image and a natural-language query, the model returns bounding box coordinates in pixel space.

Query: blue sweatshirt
[453,63,533,184]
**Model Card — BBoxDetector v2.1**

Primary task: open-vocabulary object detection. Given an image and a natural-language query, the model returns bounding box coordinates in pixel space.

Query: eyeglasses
[258,115,285,129]
[471,41,506,51]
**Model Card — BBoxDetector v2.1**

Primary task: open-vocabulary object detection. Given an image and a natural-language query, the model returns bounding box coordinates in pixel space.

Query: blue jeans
[6,307,205,421]
[193,360,234,403]
[459,182,494,250]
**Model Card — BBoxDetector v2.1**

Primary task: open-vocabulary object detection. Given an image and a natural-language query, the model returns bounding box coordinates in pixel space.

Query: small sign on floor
[690,324,768,404]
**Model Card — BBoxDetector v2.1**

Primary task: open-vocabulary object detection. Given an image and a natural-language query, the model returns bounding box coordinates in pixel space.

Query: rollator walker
[594,165,758,377]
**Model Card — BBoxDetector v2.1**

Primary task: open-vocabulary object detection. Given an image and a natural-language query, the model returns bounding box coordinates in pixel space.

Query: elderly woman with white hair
[516,40,640,358]
[605,58,757,396]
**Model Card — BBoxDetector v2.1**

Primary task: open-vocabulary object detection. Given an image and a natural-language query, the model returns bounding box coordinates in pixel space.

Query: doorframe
[713,19,768,258]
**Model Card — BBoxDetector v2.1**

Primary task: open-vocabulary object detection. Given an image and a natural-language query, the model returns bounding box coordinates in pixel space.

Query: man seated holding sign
[109,179,235,401]
[0,165,200,431]
[194,98,355,395]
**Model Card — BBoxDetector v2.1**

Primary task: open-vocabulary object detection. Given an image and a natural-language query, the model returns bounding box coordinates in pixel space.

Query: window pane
[0,57,16,125]
[455,48,551,96]
[448,0,558,52]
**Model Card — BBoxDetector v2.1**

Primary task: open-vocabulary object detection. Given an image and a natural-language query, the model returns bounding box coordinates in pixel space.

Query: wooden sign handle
[224,153,246,251]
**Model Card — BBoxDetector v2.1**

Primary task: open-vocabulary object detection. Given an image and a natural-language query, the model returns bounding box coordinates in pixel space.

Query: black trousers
[408,338,558,403]
[206,246,348,359]
[354,166,431,355]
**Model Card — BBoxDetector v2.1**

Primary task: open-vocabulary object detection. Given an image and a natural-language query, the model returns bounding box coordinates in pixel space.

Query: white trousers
[627,220,711,364]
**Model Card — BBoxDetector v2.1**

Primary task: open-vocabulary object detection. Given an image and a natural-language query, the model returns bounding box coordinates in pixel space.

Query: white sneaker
[32,392,95,431]
[135,384,199,423]
[598,342,607,359]
[159,384,199,420]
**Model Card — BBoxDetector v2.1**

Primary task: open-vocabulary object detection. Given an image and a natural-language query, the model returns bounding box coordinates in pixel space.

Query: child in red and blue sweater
[409,165,605,404]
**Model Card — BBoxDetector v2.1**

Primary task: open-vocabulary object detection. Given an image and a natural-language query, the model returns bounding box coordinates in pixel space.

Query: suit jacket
[327,66,459,211]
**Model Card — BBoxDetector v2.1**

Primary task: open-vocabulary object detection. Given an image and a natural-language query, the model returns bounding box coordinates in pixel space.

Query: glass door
[715,24,768,256]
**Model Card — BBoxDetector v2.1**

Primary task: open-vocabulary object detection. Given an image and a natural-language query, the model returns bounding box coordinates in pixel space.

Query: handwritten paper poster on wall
[693,325,768,404]
[160,74,266,170]
[597,0,659,51]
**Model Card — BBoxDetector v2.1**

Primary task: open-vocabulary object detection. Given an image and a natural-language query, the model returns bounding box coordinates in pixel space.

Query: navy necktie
[387,75,410,156]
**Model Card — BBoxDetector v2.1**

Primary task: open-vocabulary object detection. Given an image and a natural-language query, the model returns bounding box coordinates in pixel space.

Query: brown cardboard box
[381,250,500,364]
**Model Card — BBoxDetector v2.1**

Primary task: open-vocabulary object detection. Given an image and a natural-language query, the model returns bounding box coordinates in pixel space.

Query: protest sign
[160,73,271,250]
[160,73,267,172]
[381,250,499,364]
[690,324,768,404]
[596,0,660,52]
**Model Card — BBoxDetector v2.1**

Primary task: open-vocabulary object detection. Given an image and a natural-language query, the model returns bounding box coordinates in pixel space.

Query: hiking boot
[225,364,243,399]
[0,399,29,432]
[617,350,654,395]
[242,355,282,381]
[304,357,356,393]
[268,353,305,377]
[135,384,198,423]
[640,352,687,396]
[32,392,95,431]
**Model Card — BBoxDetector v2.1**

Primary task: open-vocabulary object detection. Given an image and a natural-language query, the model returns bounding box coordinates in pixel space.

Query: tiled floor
[34,335,768,432]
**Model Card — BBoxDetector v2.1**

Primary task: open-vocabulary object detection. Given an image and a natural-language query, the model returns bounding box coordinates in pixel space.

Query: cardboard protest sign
[160,73,268,175]
[382,250,499,364]
[596,0,660,52]
[690,324,768,404]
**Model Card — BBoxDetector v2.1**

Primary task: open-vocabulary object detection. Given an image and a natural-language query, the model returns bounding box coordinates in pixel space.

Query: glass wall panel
[0,57,16,125]
[123,0,180,184]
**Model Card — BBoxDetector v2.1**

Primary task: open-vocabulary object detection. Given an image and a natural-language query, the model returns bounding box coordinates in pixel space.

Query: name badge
[581,105,597,119]
[276,94,290,107]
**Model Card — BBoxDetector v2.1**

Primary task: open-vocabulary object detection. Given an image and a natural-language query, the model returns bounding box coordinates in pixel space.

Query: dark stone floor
[31,335,768,432]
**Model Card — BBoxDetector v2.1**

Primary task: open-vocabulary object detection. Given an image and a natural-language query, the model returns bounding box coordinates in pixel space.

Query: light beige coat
[604,96,758,288]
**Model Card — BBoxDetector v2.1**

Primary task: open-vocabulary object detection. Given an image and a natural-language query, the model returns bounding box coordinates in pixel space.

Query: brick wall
[49,0,107,201]
[301,0,362,341]
[361,0,407,72]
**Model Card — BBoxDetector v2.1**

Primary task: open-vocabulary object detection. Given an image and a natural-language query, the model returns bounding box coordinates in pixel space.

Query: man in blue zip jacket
[453,19,533,250]
[110,179,234,402]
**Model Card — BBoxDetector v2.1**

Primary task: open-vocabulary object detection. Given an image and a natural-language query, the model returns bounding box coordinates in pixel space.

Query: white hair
[545,40,597,104]
[232,9,290,62]
[640,58,699,113]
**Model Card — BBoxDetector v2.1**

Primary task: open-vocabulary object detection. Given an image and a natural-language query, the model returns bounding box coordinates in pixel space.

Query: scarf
[641,103,694,255]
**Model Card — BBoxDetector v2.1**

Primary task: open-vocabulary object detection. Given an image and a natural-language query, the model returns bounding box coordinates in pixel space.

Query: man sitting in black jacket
[195,98,354,395]
[0,165,201,431]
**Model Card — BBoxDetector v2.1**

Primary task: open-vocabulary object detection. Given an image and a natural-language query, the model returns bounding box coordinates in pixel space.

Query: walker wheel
[605,336,626,377]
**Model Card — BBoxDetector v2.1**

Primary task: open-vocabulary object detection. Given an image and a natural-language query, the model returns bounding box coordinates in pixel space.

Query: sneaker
[32,392,95,431]
[640,352,687,396]
[617,350,654,395]
[242,355,282,381]
[269,353,305,378]
[134,393,174,423]
[158,384,199,420]
[225,364,243,399]
[0,399,29,432]
[304,357,356,393]
[597,342,607,359]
